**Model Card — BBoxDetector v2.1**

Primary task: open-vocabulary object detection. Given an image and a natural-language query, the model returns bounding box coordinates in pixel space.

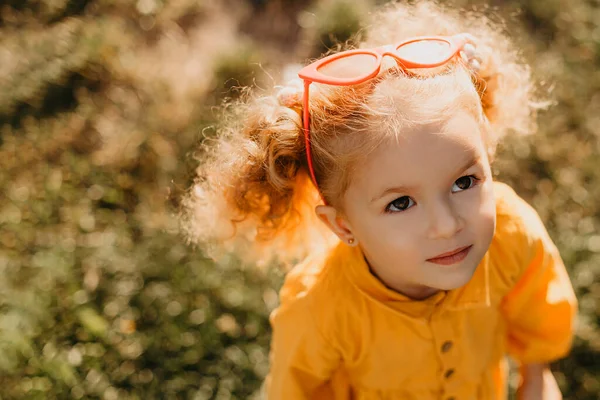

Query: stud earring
[348,238,355,245]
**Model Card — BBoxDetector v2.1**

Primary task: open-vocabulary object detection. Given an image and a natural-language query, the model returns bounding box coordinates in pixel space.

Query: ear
[315,205,358,246]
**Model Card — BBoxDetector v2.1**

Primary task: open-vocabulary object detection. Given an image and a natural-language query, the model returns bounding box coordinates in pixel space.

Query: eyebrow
[370,154,482,204]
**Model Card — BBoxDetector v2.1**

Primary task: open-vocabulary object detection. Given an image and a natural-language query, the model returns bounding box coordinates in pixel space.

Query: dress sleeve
[265,277,342,399]
[499,197,578,364]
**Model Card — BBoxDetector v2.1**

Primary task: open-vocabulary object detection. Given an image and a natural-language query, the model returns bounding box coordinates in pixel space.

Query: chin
[430,258,480,291]
[435,272,474,291]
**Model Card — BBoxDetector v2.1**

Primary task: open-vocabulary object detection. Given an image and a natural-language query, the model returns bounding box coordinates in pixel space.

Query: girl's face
[323,111,496,300]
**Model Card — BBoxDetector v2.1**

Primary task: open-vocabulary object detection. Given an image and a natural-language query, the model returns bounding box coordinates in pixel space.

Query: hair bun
[276,78,304,108]
[459,35,483,73]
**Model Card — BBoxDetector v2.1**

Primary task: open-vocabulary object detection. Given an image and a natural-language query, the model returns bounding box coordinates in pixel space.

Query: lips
[427,245,473,265]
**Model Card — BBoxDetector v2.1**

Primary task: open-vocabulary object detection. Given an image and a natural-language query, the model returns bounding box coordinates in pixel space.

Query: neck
[365,256,441,301]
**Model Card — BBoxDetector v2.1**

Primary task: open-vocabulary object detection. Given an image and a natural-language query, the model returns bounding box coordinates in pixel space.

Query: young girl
[184,2,577,399]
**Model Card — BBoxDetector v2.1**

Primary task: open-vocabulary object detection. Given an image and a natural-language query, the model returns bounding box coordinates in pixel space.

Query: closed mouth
[427,245,473,265]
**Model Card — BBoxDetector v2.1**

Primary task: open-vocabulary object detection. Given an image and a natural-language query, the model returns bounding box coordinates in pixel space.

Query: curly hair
[181,0,541,264]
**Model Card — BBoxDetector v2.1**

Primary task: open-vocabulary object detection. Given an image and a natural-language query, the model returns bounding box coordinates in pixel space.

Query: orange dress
[265,182,577,400]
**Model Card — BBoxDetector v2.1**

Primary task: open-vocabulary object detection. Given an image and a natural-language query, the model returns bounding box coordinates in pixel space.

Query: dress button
[441,341,453,352]
[444,369,455,379]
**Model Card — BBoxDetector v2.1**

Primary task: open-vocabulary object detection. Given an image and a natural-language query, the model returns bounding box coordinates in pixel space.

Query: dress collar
[333,242,491,318]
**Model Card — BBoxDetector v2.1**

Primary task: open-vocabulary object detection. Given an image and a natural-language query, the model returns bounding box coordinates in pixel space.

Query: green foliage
[0,0,598,399]
[212,43,263,96]
[311,0,372,52]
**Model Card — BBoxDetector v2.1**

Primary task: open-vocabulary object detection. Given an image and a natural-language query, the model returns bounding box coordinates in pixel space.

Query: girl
[183,2,577,399]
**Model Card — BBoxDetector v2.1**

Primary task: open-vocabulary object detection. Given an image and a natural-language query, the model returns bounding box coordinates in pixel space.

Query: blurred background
[0,0,598,398]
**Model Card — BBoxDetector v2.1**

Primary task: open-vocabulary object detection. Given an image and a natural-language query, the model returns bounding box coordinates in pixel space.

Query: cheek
[468,182,497,237]
[478,206,496,241]
[357,216,423,259]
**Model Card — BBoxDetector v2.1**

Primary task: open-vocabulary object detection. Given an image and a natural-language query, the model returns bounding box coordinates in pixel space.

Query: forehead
[351,112,485,194]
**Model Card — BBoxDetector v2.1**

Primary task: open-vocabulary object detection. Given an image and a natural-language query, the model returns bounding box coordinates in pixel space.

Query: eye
[386,196,415,213]
[452,175,478,193]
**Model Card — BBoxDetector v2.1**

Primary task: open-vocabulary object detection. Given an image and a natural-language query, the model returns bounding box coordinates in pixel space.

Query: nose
[426,197,464,240]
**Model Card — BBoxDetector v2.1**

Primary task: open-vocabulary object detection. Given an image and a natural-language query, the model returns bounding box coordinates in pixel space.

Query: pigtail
[181,86,334,265]
[467,35,538,139]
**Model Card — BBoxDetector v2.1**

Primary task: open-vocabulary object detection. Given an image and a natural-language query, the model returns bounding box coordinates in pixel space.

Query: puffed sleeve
[497,186,578,364]
[265,271,342,399]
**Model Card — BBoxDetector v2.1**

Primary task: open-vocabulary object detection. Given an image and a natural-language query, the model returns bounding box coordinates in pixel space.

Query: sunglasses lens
[317,53,378,78]
[396,39,451,64]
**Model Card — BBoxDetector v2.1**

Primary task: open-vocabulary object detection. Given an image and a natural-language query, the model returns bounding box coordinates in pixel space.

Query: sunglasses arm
[301,80,328,205]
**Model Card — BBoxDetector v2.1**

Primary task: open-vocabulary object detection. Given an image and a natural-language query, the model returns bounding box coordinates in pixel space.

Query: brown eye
[452,176,476,192]
[387,196,415,212]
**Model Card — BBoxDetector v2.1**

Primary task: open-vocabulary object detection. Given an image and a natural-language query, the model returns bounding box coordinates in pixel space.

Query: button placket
[430,309,459,398]
[441,341,455,381]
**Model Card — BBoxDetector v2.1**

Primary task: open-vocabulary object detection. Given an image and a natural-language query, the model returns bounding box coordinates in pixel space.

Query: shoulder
[493,182,546,238]
[278,246,344,305]
[271,244,354,345]
[488,182,553,293]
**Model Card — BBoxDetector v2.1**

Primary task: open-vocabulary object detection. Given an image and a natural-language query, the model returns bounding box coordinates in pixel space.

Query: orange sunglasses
[297,33,472,202]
